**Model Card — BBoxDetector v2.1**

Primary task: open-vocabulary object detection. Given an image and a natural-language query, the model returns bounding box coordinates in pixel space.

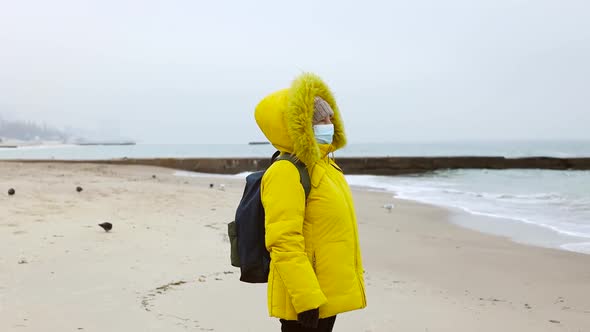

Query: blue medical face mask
[313,124,334,144]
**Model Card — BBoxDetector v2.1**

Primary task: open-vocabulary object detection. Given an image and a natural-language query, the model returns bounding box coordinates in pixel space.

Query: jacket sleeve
[261,160,328,313]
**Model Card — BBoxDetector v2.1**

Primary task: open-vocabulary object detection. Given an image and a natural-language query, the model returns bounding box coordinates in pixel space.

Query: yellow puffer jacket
[255,73,367,320]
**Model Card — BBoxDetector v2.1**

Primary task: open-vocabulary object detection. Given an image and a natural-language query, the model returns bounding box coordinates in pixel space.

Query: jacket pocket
[227,221,240,267]
[315,242,356,288]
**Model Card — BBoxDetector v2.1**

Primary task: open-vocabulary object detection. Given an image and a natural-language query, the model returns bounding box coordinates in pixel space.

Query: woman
[255,73,367,331]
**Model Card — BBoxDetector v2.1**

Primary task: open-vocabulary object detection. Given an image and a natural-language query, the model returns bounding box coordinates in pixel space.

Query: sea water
[344,169,590,254]
[1,140,589,160]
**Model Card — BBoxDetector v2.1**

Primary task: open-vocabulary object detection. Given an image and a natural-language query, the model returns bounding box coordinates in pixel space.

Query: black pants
[280,316,336,332]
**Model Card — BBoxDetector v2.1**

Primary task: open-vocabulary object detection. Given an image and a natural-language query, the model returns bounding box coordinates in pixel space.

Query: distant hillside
[0,118,68,142]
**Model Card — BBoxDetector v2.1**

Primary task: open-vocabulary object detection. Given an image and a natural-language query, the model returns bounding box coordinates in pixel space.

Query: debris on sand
[98,222,113,232]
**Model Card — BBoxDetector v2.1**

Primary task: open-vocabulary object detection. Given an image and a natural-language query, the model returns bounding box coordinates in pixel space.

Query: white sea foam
[346,170,590,254]
[560,242,590,254]
[173,170,249,179]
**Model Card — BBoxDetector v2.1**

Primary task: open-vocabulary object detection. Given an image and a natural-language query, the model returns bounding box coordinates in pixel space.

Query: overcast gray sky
[1,0,588,143]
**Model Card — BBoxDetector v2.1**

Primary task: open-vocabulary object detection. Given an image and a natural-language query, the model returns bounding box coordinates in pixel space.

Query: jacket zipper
[331,160,367,306]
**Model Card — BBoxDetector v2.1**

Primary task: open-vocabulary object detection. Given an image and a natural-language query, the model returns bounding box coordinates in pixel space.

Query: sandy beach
[1,162,589,332]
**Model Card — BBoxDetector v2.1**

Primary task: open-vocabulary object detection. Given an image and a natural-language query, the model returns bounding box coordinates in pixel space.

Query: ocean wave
[173,171,247,179]
[345,172,590,249]
[560,242,590,254]
[392,191,590,240]
[438,189,565,202]
[496,193,564,201]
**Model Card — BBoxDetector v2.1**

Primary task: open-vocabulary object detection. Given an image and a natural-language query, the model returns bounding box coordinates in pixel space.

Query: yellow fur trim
[285,73,347,167]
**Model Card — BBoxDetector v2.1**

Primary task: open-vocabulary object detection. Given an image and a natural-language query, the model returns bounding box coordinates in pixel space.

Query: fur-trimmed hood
[254,73,347,167]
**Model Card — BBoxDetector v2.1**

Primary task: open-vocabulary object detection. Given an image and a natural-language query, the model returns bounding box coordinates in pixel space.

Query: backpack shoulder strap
[274,153,311,199]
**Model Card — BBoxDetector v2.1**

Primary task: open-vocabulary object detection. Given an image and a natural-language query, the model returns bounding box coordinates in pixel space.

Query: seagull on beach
[383,203,395,213]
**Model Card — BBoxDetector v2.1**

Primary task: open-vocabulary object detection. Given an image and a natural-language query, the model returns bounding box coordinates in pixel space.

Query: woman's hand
[297,308,320,328]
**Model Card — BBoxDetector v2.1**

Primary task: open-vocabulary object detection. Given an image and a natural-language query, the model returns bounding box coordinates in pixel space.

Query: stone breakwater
[7,157,590,175]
